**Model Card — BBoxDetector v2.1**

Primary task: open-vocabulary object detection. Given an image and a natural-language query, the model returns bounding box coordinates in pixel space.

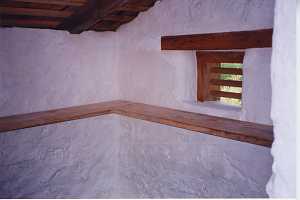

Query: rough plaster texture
[266,0,296,197]
[117,116,272,198]
[0,115,272,198]
[242,48,272,125]
[116,0,274,124]
[0,0,276,198]
[0,115,120,198]
[0,29,118,117]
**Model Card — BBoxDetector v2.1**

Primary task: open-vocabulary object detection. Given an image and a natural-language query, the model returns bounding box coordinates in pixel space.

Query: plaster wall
[0,28,119,117]
[114,0,275,197]
[0,0,277,198]
[0,115,272,198]
[116,0,274,124]
[0,115,120,198]
[266,0,296,197]
[117,116,272,198]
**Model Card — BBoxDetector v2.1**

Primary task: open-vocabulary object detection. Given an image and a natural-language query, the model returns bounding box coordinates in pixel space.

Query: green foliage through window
[219,63,243,106]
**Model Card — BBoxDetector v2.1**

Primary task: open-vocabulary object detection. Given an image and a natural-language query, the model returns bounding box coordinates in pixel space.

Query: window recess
[196,51,245,106]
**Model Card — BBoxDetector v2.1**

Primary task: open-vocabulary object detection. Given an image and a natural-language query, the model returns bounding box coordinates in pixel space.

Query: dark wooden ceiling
[0,0,157,33]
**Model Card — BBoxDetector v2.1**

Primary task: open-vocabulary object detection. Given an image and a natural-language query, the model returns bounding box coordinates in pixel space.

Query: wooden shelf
[0,100,131,133]
[0,100,273,147]
[114,102,273,147]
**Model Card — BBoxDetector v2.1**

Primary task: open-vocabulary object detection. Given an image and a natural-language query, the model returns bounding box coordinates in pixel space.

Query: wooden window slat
[210,67,243,75]
[0,18,60,28]
[197,51,244,103]
[210,79,243,87]
[210,91,242,99]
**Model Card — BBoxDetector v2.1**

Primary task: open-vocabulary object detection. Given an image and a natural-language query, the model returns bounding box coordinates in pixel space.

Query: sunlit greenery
[219,63,243,106]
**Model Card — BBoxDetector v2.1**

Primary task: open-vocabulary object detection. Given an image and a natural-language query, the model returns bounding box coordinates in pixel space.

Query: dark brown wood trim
[0,100,273,147]
[0,18,60,28]
[210,79,243,87]
[0,100,132,133]
[196,51,245,63]
[161,29,273,50]
[12,0,87,6]
[0,7,73,18]
[114,102,273,147]
[196,51,244,102]
[210,68,243,75]
[57,0,156,33]
[0,0,157,32]
[210,90,242,99]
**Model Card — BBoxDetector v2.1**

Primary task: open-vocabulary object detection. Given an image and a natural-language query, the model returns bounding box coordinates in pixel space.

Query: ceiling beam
[58,0,156,34]
[0,7,73,18]
[103,15,136,23]
[161,29,273,50]
[116,4,150,12]
[58,0,129,34]
[11,0,87,6]
[0,18,60,28]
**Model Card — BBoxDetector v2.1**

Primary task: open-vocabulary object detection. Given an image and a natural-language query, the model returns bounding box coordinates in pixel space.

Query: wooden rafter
[11,0,87,6]
[0,18,60,28]
[0,0,157,33]
[0,7,73,18]
[58,0,156,33]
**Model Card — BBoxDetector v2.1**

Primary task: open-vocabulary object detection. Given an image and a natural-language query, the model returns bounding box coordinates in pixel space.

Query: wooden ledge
[0,100,132,133]
[114,103,273,147]
[0,100,273,147]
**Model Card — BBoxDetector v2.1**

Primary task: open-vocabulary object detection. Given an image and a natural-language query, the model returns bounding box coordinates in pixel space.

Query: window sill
[182,100,242,120]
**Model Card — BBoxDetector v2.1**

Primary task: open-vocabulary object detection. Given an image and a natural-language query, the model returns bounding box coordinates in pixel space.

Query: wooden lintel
[0,100,273,147]
[161,29,273,50]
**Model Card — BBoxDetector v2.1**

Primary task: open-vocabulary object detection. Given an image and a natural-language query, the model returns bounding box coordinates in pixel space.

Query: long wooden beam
[0,18,60,28]
[0,100,131,133]
[0,100,273,147]
[0,7,73,18]
[58,0,156,34]
[57,0,126,34]
[12,0,87,6]
[161,29,273,50]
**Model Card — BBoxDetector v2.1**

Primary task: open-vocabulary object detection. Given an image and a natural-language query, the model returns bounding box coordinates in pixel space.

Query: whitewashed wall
[242,48,272,125]
[0,0,277,198]
[266,0,296,197]
[117,0,274,124]
[0,29,119,117]
[0,115,121,198]
[0,114,272,198]
[115,0,275,197]
[117,116,272,198]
